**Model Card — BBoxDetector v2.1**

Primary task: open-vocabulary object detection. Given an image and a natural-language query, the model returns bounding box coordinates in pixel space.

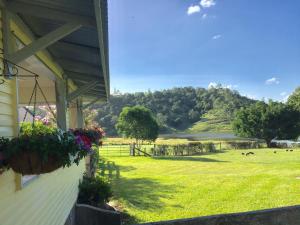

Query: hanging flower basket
[0,138,9,175]
[3,122,90,175]
[8,152,62,175]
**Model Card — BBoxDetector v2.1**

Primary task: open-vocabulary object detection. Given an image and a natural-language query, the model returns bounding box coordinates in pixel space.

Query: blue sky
[108,0,300,101]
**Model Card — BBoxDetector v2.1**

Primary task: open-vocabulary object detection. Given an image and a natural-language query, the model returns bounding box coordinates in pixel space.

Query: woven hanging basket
[0,152,5,175]
[8,152,62,175]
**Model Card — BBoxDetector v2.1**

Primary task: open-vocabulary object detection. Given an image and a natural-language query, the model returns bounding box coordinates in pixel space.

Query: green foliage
[3,123,88,168]
[91,87,255,136]
[287,87,300,111]
[233,101,300,146]
[187,109,232,133]
[78,175,113,207]
[20,122,57,136]
[116,106,159,143]
[0,137,9,170]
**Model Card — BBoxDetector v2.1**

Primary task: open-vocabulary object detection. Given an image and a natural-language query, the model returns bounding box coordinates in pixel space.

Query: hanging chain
[0,48,39,83]
[0,48,62,129]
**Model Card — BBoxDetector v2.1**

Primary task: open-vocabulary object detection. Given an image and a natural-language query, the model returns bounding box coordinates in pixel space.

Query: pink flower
[42,117,50,125]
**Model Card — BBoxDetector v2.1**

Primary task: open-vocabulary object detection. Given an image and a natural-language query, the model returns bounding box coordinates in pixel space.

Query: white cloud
[187,5,201,15]
[282,95,290,103]
[243,94,258,100]
[200,0,216,8]
[212,34,222,40]
[225,84,239,90]
[208,82,218,89]
[265,77,280,85]
[280,92,287,96]
[202,13,208,19]
[208,82,238,90]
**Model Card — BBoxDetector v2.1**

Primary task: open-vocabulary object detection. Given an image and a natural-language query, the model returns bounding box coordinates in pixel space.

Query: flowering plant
[1,122,90,175]
[71,127,105,152]
[0,137,9,174]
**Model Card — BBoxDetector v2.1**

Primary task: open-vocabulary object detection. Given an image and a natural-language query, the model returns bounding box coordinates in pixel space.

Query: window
[21,175,38,188]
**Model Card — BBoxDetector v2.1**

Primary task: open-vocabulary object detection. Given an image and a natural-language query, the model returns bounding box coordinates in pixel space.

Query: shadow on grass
[98,157,180,224]
[98,158,136,179]
[113,177,177,210]
[152,156,227,162]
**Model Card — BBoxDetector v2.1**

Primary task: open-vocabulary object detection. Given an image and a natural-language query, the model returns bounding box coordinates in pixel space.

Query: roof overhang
[3,0,110,101]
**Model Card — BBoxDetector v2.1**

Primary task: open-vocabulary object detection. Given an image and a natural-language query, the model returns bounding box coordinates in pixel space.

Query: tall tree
[287,87,300,111]
[116,106,159,145]
[233,101,300,147]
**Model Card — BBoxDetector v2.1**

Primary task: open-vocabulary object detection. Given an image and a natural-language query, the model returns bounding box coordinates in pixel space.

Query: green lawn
[100,149,300,224]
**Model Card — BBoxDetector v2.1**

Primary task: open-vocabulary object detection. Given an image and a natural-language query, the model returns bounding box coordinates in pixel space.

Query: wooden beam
[55,79,67,131]
[2,9,15,78]
[6,1,96,28]
[82,98,104,110]
[67,81,99,102]
[50,41,100,65]
[7,22,82,64]
[77,99,84,128]
[65,71,104,83]
[57,58,101,76]
[7,1,96,28]
[94,0,110,98]
[2,9,14,56]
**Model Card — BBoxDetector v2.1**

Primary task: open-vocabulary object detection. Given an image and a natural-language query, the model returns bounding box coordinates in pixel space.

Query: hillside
[88,87,257,136]
[187,109,233,133]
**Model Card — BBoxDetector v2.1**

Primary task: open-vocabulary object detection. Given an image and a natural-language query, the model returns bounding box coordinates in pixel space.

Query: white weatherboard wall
[0,162,85,225]
[0,79,17,137]
[0,9,85,225]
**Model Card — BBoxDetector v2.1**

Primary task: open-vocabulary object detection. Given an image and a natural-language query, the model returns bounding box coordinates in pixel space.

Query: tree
[91,87,256,136]
[232,101,300,147]
[288,87,300,111]
[116,106,159,145]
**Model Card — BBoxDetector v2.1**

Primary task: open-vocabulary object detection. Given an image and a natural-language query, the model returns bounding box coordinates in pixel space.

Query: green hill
[88,87,257,136]
[187,109,233,133]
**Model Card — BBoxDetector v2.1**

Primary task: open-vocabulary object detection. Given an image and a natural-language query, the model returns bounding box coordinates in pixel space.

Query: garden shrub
[203,142,216,152]
[78,175,113,207]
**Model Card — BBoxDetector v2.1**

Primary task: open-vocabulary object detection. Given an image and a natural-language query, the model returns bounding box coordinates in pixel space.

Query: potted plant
[3,122,90,175]
[71,127,105,177]
[0,137,9,175]
[72,127,105,148]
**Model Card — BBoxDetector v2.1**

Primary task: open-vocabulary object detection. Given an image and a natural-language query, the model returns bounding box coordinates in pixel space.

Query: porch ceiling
[6,0,110,101]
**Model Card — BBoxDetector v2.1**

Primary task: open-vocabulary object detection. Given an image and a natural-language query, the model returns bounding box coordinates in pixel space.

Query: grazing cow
[242,153,245,155]
[290,149,293,152]
[274,151,277,154]
[286,149,289,152]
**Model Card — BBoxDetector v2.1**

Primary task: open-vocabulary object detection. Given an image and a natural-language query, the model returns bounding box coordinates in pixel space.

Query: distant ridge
[90,87,257,136]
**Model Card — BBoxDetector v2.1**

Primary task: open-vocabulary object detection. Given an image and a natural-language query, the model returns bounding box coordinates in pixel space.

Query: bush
[203,142,216,152]
[0,137,9,173]
[20,122,57,136]
[227,141,263,149]
[78,175,113,207]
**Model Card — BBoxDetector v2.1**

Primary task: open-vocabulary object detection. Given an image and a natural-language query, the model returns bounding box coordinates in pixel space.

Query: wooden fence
[100,141,265,157]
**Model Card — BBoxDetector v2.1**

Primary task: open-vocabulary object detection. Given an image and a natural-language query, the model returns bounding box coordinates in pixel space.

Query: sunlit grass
[100,149,300,224]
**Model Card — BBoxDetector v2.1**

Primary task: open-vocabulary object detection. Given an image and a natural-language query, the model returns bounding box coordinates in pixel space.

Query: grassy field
[100,149,300,224]
[186,110,233,133]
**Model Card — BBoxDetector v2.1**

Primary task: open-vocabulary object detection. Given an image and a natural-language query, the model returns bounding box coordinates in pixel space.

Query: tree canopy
[232,101,300,146]
[287,87,300,111]
[116,106,159,143]
[90,87,255,136]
